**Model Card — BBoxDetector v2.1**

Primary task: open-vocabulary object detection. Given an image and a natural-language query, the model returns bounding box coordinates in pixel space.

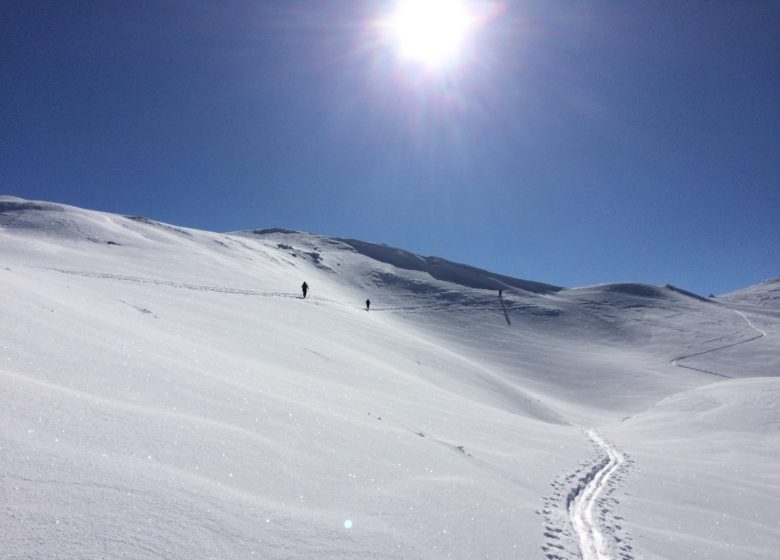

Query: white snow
[568,430,626,560]
[1,195,778,559]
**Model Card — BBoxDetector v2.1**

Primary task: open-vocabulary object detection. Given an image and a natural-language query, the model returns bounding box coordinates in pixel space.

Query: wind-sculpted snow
[336,237,562,293]
[719,276,780,302]
[1,197,779,559]
[663,283,713,303]
[0,196,65,214]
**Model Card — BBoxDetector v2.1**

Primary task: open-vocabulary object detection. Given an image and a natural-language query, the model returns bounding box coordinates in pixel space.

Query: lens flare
[383,0,475,68]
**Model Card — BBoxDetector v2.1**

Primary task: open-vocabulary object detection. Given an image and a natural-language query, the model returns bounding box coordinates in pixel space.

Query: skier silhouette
[498,289,503,298]
[301,281,309,299]
[365,298,371,311]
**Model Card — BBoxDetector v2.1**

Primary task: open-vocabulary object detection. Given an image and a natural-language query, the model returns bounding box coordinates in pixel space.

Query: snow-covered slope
[608,378,780,560]
[2,196,778,560]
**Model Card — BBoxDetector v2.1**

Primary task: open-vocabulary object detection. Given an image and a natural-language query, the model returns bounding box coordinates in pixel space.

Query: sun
[383,0,475,68]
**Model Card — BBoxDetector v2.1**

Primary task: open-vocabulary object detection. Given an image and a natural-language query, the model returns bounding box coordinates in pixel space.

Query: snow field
[1,197,779,559]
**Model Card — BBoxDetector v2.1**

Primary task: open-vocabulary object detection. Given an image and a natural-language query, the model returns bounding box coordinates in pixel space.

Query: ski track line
[734,309,768,337]
[40,267,346,304]
[38,267,538,314]
[670,308,767,378]
[569,430,625,560]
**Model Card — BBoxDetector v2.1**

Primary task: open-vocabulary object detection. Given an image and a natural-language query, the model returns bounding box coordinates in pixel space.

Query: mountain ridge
[3,195,764,300]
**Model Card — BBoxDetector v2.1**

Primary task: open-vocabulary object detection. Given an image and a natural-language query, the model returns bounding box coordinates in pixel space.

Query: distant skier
[365,298,371,311]
[498,289,503,298]
[301,281,309,299]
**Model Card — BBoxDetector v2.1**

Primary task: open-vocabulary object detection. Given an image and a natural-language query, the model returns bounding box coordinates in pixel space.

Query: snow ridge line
[568,430,625,560]
[671,309,767,378]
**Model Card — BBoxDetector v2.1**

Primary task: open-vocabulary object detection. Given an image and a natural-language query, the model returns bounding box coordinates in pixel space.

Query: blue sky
[2,1,778,295]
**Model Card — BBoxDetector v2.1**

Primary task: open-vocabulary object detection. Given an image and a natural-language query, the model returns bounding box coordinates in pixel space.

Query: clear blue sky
[2,1,778,295]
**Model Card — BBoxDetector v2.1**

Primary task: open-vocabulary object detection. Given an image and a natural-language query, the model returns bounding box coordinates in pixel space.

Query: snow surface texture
[1,196,778,559]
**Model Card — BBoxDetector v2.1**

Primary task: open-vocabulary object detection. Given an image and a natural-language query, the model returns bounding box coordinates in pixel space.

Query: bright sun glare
[384,0,475,68]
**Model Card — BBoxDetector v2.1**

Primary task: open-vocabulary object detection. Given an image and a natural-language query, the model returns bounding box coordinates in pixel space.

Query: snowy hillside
[2,196,778,560]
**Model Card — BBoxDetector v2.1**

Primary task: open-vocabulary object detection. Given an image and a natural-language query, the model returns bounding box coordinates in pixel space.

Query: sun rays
[383,0,475,68]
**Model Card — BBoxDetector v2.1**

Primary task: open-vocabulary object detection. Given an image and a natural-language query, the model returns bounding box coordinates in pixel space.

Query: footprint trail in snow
[541,430,633,560]
[569,430,626,560]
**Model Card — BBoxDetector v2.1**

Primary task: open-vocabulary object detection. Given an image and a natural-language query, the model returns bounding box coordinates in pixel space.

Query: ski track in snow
[734,309,768,338]
[545,308,768,560]
[671,308,767,378]
[546,308,767,560]
[42,267,341,302]
[568,431,627,560]
[40,267,538,313]
[541,431,634,560]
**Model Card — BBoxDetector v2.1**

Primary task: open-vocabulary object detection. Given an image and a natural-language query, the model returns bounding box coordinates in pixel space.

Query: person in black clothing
[301,281,309,298]
[365,298,371,311]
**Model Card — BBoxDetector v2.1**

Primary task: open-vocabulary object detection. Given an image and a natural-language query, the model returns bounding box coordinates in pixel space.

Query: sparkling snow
[1,196,778,559]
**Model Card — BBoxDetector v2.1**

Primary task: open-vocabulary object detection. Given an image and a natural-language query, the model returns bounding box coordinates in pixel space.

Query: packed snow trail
[41,267,348,304]
[734,309,768,337]
[40,266,532,315]
[671,309,767,377]
[569,430,625,560]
